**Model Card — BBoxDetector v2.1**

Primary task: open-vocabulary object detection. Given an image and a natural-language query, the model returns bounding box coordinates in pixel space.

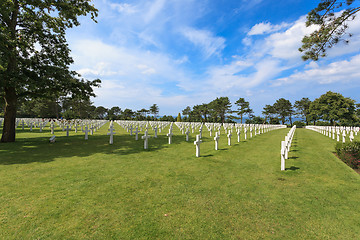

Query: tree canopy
[299,0,360,61]
[149,104,159,118]
[235,98,253,124]
[309,91,356,125]
[0,0,100,142]
[294,97,312,125]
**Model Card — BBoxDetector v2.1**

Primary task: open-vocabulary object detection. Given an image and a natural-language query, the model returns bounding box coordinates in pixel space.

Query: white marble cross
[83,126,90,140]
[142,130,151,149]
[214,132,220,150]
[129,125,134,136]
[90,125,94,135]
[29,122,33,132]
[134,127,140,140]
[342,130,346,143]
[227,130,232,146]
[107,126,116,144]
[336,130,340,142]
[154,126,158,138]
[199,127,203,139]
[244,127,247,140]
[236,129,241,142]
[185,128,190,141]
[194,134,202,157]
[281,141,286,171]
[167,128,173,144]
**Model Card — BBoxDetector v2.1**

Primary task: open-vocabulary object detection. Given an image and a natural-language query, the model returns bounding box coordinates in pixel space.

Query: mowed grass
[0,123,359,239]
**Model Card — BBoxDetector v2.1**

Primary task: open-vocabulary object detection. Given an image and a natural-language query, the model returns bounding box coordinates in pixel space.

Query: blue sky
[66,0,360,116]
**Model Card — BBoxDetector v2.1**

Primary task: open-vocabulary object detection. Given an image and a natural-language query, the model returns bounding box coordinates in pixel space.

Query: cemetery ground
[0,124,360,239]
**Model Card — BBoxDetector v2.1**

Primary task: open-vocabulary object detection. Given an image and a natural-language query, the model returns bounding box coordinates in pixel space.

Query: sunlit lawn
[0,123,359,239]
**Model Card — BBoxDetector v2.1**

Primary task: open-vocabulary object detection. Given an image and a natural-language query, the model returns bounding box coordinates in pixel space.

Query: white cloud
[181,27,226,58]
[275,54,360,85]
[78,62,118,76]
[203,58,282,96]
[144,0,166,23]
[137,64,156,75]
[110,3,138,14]
[248,22,290,35]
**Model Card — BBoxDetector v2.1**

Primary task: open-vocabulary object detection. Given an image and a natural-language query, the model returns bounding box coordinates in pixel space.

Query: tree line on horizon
[2,91,359,127]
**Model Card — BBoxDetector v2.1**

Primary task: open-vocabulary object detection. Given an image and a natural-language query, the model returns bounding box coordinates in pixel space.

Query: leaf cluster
[0,0,99,98]
[299,0,360,61]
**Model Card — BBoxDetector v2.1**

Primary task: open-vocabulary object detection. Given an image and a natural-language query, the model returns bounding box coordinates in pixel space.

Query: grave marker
[107,126,116,144]
[134,127,140,140]
[214,132,220,150]
[83,126,90,140]
[194,134,202,157]
[142,131,151,149]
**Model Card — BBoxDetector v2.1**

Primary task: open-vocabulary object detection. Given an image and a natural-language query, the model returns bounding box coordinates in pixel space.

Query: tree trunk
[1,87,17,142]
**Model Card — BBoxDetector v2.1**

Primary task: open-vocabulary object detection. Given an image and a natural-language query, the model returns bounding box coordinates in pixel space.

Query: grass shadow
[0,126,186,165]
[286,166,300,171]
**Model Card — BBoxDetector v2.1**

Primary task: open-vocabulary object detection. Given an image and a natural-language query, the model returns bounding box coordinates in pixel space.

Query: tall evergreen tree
[235,98,253,123]
[273,98,293,125]
[208,97,232,123]
[149,104,159,119]
[294,97,312,125]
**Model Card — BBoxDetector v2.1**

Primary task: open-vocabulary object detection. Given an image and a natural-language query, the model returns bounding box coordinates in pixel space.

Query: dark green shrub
[335,141,360,169]
[293,121,305,128]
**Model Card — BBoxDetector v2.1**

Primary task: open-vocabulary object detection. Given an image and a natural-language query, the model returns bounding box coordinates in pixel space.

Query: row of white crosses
[281,125,296,171]
[115,120,173,148]
[305,125,359,143]
[178,122,285,157]
[12,118,108,141]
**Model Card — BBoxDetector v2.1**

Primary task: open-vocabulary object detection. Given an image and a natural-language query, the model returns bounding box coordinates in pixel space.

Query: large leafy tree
[182,106,191,118]
[208,97,232,123]
[94,106,108,119]
[235,97,253,123]
[107,106,122,120]
[18,97,61,118]
[0,0,99,142]
[273,98,293,125]
[309,91,356,125]
[299,0,360,61]
[294,97,312,125]
[262,104,277,124]
[149,104,159,119]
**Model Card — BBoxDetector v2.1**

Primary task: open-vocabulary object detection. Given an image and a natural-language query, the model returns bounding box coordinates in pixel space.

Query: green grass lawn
[0,123,359,239]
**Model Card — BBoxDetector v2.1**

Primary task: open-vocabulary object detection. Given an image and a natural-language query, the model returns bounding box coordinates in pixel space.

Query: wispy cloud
[275,54,360,85]
[110,3,138,14]
[248,22,290,35]
[143,0,167,23]
[181,27,226,59]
